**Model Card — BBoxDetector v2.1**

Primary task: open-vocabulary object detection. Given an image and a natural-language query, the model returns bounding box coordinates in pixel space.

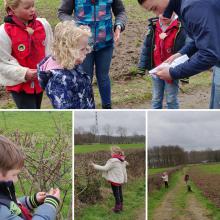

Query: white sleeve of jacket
[93,160,113,171]
[0,24,28,86]
[37,18,53,56]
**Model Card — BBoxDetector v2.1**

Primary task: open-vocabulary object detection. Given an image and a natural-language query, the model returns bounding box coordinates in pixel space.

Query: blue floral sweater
[38,56,95,109]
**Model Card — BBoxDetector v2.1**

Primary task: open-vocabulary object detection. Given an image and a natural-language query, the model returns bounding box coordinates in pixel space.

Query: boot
[112,204,121,213]
[119,202,123,211]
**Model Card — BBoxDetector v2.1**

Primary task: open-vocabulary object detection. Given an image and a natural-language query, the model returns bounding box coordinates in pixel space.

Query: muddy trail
[152,174,212,220]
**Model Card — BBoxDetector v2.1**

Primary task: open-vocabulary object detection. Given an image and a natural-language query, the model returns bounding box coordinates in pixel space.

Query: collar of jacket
[4,13,37,30]
[0,181,17,203]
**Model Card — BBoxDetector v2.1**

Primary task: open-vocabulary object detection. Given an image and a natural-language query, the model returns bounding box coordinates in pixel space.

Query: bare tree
[103,124,113,143]
[117,126,127,143]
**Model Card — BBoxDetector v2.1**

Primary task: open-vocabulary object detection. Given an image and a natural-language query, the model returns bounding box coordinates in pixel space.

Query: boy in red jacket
[138,13,186,109]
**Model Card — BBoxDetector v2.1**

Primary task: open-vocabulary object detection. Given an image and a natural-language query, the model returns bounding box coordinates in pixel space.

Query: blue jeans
[210,66,220,109]
[151,77,179,109]
[82,46,113,108]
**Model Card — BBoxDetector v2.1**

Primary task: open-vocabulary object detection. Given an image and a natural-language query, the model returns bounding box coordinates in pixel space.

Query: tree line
[149,145,220,168]
[75,125,145,145]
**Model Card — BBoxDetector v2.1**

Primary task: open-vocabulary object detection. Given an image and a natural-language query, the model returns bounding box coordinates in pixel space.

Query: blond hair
[52,21,92,70]
[111,146,124,155]
[0,135,24,176]
[4,0,21,12]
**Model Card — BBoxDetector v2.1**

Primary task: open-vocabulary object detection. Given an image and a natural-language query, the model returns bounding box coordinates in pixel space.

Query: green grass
[75,143,145,154]
[148,171,180,220]
[195,163,220,174]
[76,177,145,220]
[0,111,72,137]
[191,180,220,220]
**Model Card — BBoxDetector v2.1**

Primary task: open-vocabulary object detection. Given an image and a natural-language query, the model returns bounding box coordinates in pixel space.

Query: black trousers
[165,181,169,188]
[11,91,43,109]
[111,184,123,205]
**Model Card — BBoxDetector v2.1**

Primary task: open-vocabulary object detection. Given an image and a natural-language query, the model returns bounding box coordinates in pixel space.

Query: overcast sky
[75,111,145,136]
[148,111,220,150]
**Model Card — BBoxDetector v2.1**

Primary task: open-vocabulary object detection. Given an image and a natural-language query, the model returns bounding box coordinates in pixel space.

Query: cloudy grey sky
[148,111,220,150]
[75,111,145,136]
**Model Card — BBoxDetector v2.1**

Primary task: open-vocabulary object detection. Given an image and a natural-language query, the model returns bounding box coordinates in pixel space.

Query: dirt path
[152,174,211,220]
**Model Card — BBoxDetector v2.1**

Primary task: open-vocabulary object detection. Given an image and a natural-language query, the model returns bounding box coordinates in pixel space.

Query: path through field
[152,174,212,220]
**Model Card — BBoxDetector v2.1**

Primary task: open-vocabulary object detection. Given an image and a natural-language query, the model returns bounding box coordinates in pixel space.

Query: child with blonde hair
[0,0,53,109]
[0,135,60,219]
[38,21,95,109]
[90,146,128,213]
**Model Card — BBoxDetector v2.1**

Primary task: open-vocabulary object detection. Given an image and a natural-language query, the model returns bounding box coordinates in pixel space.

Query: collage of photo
[1,0,220,219]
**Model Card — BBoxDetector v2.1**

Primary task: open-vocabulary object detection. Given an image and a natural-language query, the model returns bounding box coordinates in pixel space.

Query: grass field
[0,111,72,137]
[195,163,220,174]
[75,143,145,153]
[77,177,145,220]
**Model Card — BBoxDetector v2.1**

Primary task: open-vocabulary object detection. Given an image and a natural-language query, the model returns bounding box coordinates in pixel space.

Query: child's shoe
[119,203,123,211]
[112,204,121,213]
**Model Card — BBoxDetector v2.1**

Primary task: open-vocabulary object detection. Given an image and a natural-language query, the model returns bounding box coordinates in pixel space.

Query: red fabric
[153,19,180,84]
[4,15,45,94]
[111,154,125,161]
[19,204,32,220]
[108,181,121,186]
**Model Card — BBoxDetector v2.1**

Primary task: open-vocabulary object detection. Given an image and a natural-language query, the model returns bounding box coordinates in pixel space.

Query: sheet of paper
[149,55,189,77]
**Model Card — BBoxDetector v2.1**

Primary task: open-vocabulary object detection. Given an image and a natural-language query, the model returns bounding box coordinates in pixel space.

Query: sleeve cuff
[114,23,123,31]
[45,195,60,209]
[25,193,41,210]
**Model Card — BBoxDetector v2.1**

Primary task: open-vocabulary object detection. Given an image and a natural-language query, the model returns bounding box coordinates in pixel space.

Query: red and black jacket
[138,17,186,71]
[4,15,46,94]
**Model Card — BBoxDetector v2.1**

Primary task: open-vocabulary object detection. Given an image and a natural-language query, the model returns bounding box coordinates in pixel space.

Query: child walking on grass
[0,135,60,219]
[38,21,95,109]
[0,0,53,109]
[90,146,128,213]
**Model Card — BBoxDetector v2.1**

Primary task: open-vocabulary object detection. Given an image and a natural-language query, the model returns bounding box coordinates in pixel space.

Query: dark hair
[184,174,189,181]
[137,0,146,5]
[0,135,24,176]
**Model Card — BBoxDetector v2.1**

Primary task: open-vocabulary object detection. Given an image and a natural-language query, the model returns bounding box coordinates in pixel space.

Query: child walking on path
[162,172,169,188]
[0,135,60,219]
[0,0,53,109]
[58,0,127,109]
[138,14,186,109]
[38,21,95,109]
[184,174,192,192]
[90,146,128,213]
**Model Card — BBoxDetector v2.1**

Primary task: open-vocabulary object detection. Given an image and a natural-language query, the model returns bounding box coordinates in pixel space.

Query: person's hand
[25,69,37,81]
[48,188,60,201]
[114,26,121,45]
[36,192,46,203]
[154,66,172,81]
[164,53,182,64]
